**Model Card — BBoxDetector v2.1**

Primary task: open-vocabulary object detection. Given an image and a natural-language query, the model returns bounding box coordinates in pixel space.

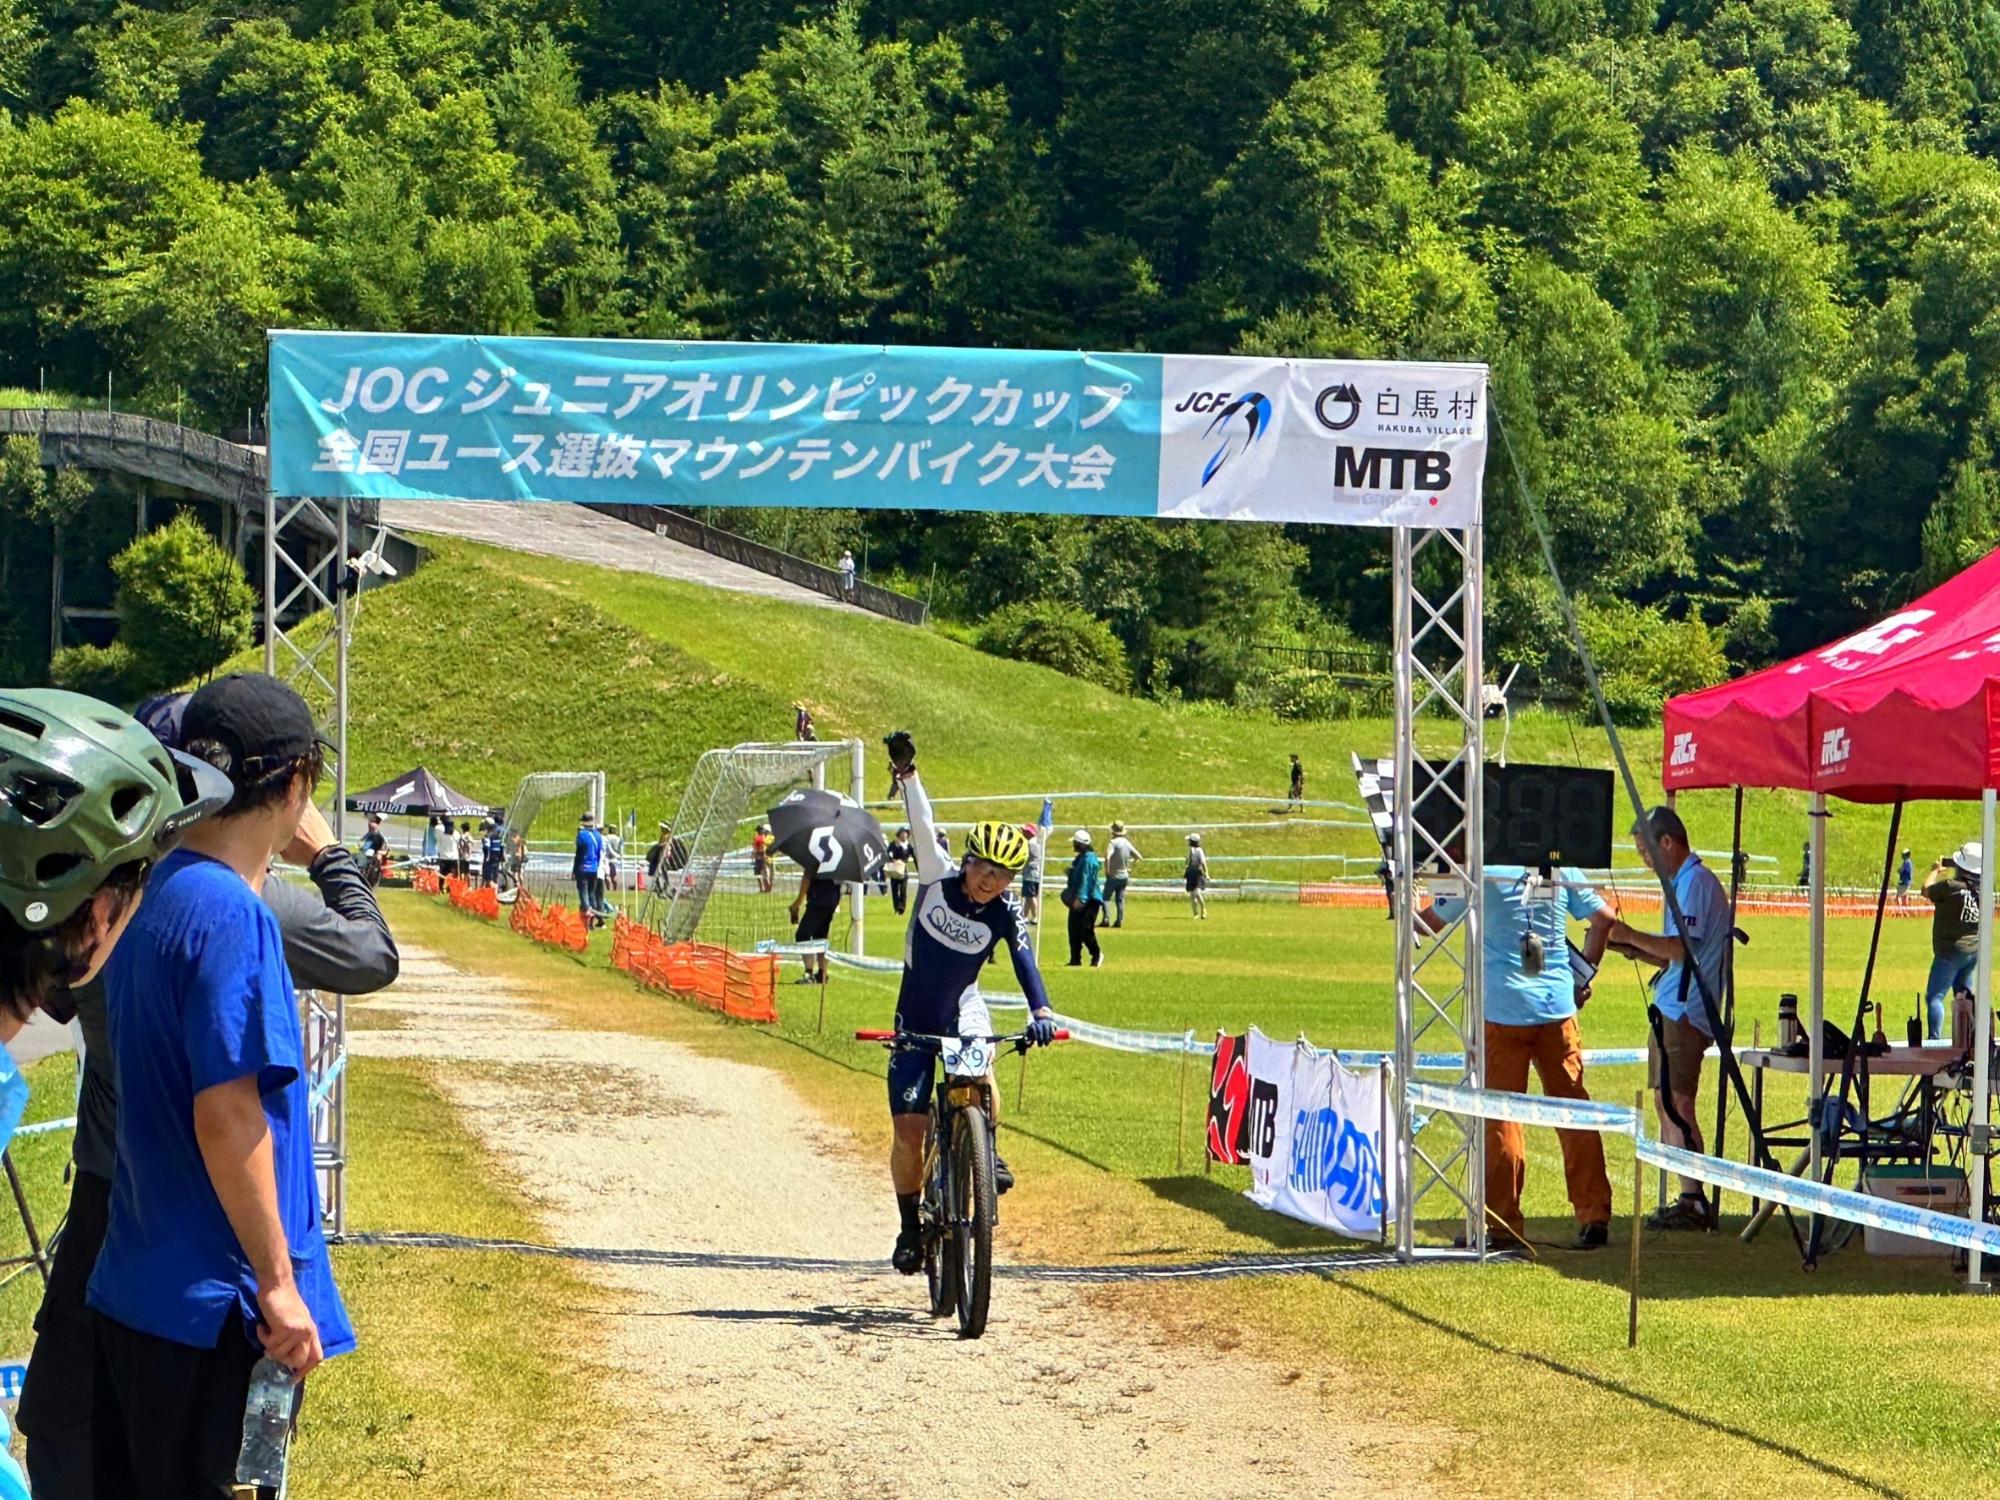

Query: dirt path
[351,947,1442,1499]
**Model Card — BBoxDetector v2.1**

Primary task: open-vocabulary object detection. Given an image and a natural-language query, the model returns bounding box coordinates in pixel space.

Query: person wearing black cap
[83,672,357,1495]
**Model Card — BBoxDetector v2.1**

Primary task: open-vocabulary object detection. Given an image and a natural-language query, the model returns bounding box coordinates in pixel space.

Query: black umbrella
[765,788,887,885]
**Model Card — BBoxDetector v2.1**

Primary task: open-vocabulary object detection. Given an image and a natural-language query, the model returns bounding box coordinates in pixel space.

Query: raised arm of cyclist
[901,768,952,886]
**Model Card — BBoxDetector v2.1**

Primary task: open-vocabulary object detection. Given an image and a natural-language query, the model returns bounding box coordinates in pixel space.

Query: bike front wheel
[950,1107,996,1339]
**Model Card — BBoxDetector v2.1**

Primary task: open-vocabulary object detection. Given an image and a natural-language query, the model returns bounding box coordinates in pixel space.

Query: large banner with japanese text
[268,333,1488,527]
[1243,1029,1392,1241]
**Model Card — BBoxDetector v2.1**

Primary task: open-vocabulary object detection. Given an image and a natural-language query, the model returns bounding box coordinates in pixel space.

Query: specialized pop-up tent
[345,767,494,819]
[1663,548,2000,1282]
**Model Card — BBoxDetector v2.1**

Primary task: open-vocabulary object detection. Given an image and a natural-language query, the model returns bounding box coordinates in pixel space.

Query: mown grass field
[336,887,2000,1499]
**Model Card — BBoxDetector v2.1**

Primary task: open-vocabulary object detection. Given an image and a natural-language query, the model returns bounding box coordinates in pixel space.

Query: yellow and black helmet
[964,820,1031,873]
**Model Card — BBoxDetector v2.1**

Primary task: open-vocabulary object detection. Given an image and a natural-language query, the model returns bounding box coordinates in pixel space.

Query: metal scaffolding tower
[1391,523,1487,1258]
[264,490,352,1238]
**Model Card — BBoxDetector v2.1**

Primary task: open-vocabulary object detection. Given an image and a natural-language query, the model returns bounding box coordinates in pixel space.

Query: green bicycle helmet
[0,688,232,932]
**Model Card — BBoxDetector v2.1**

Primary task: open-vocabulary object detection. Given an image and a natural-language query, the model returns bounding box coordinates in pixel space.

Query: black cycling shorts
[794,905,835,944]
[886,992,993,1115]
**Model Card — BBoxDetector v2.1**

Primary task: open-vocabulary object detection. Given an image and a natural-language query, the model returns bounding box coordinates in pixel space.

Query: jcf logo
[1670,732,1697,769]
[1194,391,1271,487]
[1820,727,1851,769]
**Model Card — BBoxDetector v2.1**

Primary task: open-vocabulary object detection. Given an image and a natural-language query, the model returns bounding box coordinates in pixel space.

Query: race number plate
[941,1038,991,1078]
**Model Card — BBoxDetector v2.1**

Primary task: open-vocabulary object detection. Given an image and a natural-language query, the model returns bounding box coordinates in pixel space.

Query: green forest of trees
[5,0,2000,706]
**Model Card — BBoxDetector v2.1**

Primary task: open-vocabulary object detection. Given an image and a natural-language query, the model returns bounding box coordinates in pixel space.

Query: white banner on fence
[1244,1029,1391,1241]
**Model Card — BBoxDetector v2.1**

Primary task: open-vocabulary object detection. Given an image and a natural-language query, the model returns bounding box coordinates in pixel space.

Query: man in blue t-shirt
[574,812,604,927]
[90,673,355,1495]
[1427,865,1620,1249]
[1605,805,1733,1232]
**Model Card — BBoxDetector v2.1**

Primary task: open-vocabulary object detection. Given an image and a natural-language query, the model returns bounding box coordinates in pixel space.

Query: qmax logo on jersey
[1314,384,1361,432]
[1185,391,1271,487]
[1820,727,1852,769]
[1333,447,1451,491]
[1670,732,1698,769]
[920,889,992,955]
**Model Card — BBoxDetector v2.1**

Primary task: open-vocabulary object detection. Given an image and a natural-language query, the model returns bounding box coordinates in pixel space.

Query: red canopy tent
[1662,548,2000,1284]
[1663,547,2000,794]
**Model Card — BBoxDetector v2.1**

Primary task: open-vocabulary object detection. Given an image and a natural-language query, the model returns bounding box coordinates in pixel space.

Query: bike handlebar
[853,1029,1071,1045]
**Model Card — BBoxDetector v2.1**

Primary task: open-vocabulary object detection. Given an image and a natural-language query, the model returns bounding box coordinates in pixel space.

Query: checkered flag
[1350,753,1397,917]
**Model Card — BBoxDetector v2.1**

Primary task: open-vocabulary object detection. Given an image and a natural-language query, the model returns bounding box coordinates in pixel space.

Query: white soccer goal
[500,770,606,906]
[642,741,866,956]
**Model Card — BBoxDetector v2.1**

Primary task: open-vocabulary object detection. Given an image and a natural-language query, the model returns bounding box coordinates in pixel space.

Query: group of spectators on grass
[0,672,400,1497]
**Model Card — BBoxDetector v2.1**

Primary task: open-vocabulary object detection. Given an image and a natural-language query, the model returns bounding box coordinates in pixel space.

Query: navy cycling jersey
[893,772,1050,1028]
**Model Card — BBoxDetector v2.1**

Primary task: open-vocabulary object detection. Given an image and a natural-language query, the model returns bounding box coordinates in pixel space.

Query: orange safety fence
[505,890,589,952]
[444,875,500,921]
[411,867,442,895]
[610,916,778,1023]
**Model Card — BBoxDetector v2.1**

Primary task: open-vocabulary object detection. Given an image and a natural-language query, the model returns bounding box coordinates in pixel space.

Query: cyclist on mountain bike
[882,730,1057,1275]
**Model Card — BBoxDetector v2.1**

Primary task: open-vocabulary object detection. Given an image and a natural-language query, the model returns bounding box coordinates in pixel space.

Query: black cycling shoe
[892,1227,924,1274]
[993,1155,1016,1195]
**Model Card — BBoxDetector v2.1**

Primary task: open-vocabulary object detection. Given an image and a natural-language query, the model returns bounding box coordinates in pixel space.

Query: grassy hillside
[273,532,1974,885]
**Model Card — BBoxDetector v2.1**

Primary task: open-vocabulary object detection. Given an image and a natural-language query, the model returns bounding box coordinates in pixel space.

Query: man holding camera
[1424,865,1620,1249]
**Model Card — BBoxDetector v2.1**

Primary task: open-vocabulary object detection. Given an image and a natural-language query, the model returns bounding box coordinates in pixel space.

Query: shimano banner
[1243,1029,1392,1241]
[268,333,1487,528]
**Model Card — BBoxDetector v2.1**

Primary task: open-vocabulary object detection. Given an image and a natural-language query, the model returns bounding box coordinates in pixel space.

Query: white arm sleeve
[904,771,952,885]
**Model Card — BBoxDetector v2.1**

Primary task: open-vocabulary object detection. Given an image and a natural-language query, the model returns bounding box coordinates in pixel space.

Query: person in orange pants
[1484,1016,1612,1241]
[1425,864,1620,1249]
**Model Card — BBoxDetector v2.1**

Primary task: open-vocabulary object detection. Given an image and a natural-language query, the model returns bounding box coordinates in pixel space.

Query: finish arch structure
[265,331,1491,1260]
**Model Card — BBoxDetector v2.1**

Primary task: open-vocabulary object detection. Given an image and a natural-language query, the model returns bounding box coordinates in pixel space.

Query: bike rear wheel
[950,1107,996,1338]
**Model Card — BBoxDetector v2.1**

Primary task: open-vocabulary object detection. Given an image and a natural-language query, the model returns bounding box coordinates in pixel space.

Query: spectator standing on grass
[85,673,356,1495]
[482,818,505,889]
[574,812,604,925]
[1797,838,1810,889]
[1101,821,1141,928]
[1185,833,1210,919]
[1063,829,1105,968]
[886,826,915,916]
[456,821,474,886]
[752,823,776,894]
[795,704,817,742]
[1287,754,1305,813]
[20,687,398,1497]
[1602,806,1732,1232]
[1020,826,1044,926]
[839,549,857,601]
[1423,864,1619,1251]
[646,822,671,887]
[1898,848,1915,907]
[789,868,840,983]
[422,813,439,868]
[601,819,625,904]
[1921,843,1983,1040]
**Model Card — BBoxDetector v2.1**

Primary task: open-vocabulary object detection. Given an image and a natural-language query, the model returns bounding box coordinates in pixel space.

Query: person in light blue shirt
[1427,866,1620,1248]
[1605,805,1733,1232]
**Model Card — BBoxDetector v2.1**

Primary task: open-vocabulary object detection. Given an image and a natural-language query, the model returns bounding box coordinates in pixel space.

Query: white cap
[1952,841,1985,877]
[1072,828,1092,848]
[1187,832,1201,844]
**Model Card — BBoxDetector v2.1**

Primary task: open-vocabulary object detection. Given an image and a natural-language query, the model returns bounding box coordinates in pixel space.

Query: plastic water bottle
[235,1356,295,1489]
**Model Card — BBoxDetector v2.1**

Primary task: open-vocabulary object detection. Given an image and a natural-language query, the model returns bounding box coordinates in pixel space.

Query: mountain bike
[856,1027,1068,1338]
